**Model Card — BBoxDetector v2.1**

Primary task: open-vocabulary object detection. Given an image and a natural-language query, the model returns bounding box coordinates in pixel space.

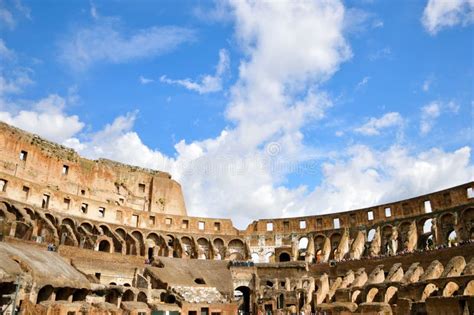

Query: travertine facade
[0,122,473,315]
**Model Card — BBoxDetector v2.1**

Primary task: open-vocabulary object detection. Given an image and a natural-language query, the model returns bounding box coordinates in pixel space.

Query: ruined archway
[235,286,251,314]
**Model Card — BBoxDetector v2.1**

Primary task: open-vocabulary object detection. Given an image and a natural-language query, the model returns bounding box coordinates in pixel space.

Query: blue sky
[1,0,472,228]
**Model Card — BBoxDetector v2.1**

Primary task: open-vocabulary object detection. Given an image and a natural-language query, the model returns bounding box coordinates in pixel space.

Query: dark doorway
[236,286,251,314]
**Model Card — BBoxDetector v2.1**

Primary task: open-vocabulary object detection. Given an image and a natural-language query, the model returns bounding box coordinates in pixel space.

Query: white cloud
[420,100,459,135]
[420,101,440,134]
[355,76,370,90]
[355,112,403,136]
[422,0,473,35]
[0,39,14,59]
[139,76,154,85]
[0,94,85,143]
[296,145,473,216]
[0,7,15,29]
[59,19,195,71]
[0,68,34,96]
[160,49,230,94]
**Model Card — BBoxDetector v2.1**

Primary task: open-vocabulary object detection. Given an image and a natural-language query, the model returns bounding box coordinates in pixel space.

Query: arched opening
[421,283,438,301]
[197,238,210,260]
[463,280,474,296]
[366,288,380,303]
[443,281,459,297]
[213,238,225,260]
[329,233,341,260]
[137,292,147,303]
[367,229,376,242]
[228,239,245,261]
[161,293,176,304]
[72,289,88,302]
[279,252,291,262]
[181,236,193,258]
[105,289,119,305]
[98,239,111,252]
[298,237,308,261]
[298,292,305,309]
[264,252,273,263]
[385,286,398,304]
[55,287,72,301]
[122,289,135,302]
[235,286,251,314]
[194,278,206,285]
[131,231,145,256]
[37,285,53,303]
[314,235,325,263]
[277,293,285,309]
[447,230,458,247]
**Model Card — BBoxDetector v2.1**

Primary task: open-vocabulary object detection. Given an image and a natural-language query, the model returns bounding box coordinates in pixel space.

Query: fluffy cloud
[297,145,473,216]
[420,100,459,135]
[0,94,84,143]
[355,112,403,136]
[59,19,195,71]
[422,0,474,35]
[160,49,230,94]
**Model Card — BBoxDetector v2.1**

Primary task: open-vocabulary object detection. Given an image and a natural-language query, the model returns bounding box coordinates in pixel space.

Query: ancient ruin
[0,121,473,314]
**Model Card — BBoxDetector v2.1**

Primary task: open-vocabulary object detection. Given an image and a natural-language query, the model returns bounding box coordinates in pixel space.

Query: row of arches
[0,200,249,261]
[36,285,149,305]
[272,208,474,263]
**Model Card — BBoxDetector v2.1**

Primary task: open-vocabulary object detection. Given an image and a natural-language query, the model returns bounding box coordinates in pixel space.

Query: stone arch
[384,286,398,304]
[131,230,145,256]
[97,238,112,253]
[181,236,193,258]
[37,285,54,303]
[421,283,438,301]
[440,212,456,245]
[55,287,73,301]
[366,287,380,303]
[60,218,78,246]
[72,289,88,302]
[137,291,147,303]
[279,252,291,262]
[447,230,458,247]
[122,289,135,302]
[213,238,225,260]
[100,224,122,253]
[352,290,362,303]
[228,239,245,260]
[442,281,460,297]
[146,232,162,259]
[367,228,376,242]
[298,236,309,261]
[105,289,120,305]
[463,280,474,296]
[235,286,251,314]
[197,238,210,259]
[314,234,326,262]
[329,232,341,260]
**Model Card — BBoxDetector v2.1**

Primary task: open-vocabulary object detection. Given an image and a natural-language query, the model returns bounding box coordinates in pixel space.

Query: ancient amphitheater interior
[0,121,473,315]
